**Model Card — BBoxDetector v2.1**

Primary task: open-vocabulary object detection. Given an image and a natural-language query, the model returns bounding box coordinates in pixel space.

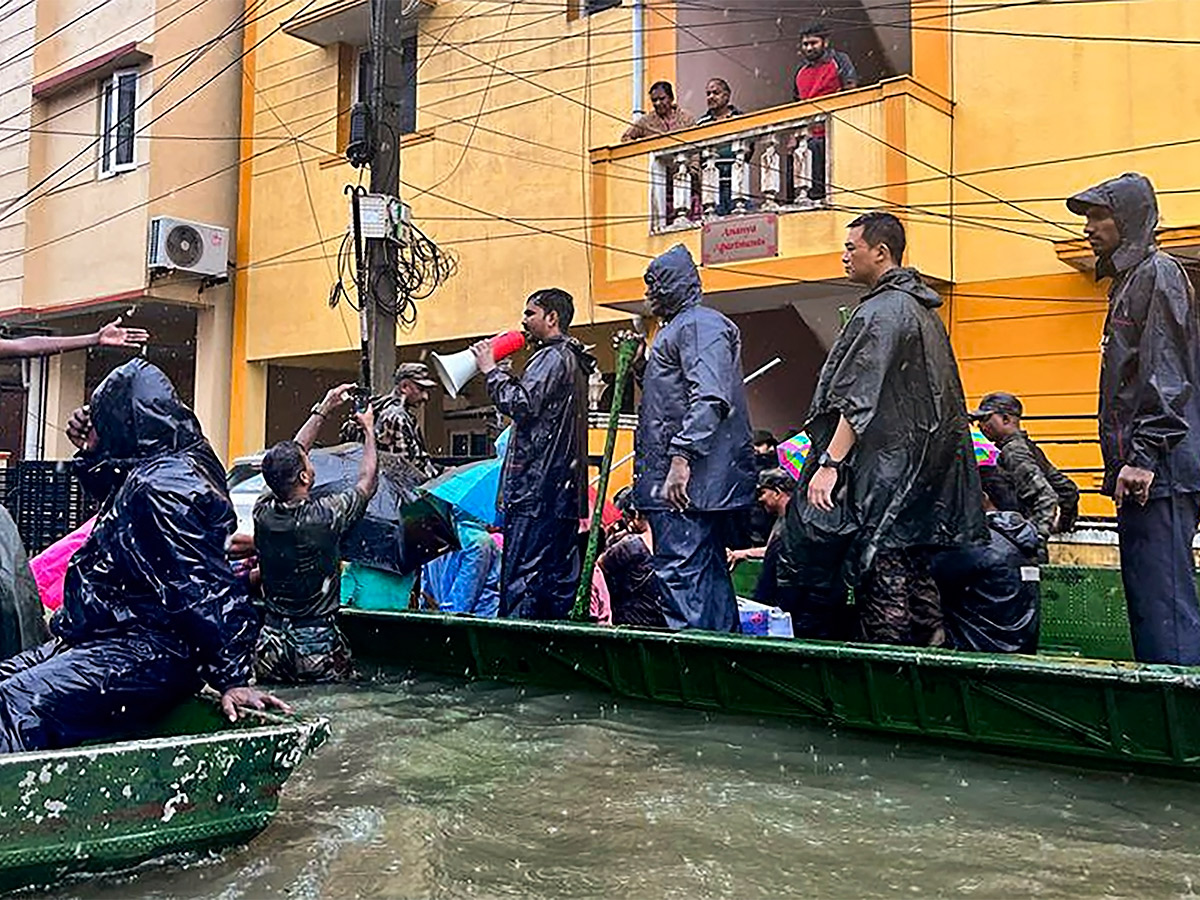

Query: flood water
[46,675,1200,900]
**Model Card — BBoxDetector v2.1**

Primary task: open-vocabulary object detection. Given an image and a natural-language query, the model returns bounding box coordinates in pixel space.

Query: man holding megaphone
[471,289,597,620]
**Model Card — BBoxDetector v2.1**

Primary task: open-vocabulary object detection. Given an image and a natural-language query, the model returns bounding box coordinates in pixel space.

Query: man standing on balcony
[633,245,756,632]
[471,289,596,621]
[622,81,696,142]
[1068,173,1200,666]
[695,78,745,216]
[788,212,984,647]
[793,21,858,201]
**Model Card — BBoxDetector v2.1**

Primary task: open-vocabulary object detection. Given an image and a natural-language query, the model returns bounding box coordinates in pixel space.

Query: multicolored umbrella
[971,427,1000,467]
[776,432,811,480]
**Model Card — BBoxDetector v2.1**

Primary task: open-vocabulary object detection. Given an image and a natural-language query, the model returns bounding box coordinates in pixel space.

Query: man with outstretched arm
[1067,173,1200,665]
[471,288,595,620]
[253,384,378,683]
[0,316,148,358]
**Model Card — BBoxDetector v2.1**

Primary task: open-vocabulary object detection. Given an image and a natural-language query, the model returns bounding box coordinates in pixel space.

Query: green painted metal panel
[341,609,1200,779]
[0,699,329,893]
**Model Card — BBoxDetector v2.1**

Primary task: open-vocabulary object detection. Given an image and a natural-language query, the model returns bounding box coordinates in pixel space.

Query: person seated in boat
[728,468,796,606]
[0,359,289,754]
[420,509,501,617]
[253,384,378,684]
[930,468,1041,654]
[599,488,667,628]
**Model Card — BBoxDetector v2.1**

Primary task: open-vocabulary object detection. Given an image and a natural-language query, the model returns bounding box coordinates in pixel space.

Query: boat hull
[341,609,1200,778]
[0,700,329,893]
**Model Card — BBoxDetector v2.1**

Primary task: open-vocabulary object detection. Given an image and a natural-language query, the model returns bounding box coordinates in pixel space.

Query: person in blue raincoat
[632,244,756,632]
[0,360,287,753]
[471,288,596,620]
[421,510,500,617]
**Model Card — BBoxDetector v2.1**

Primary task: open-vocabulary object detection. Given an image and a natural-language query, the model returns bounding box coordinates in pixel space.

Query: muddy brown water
[46,676,1200,900]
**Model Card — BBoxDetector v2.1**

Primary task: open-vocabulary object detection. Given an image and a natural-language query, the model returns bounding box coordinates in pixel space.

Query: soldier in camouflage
[342,361,441,480]
[971,391,1081,558]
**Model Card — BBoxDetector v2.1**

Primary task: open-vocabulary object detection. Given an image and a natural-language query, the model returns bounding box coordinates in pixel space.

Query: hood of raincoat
[1067,172,1159,279]
[869,265,943,309]
[987,510,1039,557]
[645,244,702,321]
[77,359,217,505]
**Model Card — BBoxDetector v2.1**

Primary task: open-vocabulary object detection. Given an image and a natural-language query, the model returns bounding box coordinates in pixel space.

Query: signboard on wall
[701,213,779,266]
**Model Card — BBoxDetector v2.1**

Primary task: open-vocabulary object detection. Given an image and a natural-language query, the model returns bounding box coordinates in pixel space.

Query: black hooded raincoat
[633,245,756,512]
[1068,173,1200,498]
[784,266,985,580]
[0,360,259,752]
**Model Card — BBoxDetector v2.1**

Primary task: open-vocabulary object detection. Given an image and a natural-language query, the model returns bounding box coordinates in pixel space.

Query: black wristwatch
[817,450,845,471]
[309,403,327,419]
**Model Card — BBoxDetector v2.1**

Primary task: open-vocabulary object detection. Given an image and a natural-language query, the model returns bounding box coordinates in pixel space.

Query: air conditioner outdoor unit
[147,216,229,278]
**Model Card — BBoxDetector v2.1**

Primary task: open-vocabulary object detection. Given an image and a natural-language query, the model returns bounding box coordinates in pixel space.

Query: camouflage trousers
[253,614,355,685]
[858,548,945,647]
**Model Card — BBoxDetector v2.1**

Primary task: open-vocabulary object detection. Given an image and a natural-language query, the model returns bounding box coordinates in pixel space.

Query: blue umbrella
[421,427,510,527]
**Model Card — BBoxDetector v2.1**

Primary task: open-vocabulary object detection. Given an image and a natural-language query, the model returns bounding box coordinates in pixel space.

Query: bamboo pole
[571,336,639,621]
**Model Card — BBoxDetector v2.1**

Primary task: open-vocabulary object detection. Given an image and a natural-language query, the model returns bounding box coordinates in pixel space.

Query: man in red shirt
[793,22,858,201]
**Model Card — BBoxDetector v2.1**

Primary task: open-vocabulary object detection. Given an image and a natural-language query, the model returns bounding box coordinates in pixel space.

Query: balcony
[588,77,953,309]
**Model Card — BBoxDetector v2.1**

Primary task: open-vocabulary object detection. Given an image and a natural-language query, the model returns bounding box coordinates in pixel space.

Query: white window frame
[99,68,138,178]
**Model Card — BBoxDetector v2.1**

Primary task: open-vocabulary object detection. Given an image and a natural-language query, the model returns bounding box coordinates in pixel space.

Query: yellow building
[0,0,245,460]
[234,0,1200,516]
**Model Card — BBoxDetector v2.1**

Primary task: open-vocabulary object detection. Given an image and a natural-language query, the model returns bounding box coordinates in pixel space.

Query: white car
[226,453,264,537]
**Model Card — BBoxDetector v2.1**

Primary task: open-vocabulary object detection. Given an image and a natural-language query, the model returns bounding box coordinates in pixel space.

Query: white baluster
[671,152,691,225]
[793,127,813,207]
[731,140,750,213]
[701,147,719,217]
[760,138,781,210]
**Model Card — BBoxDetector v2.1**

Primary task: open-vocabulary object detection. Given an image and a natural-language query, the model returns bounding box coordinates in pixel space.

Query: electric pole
[366,0,403,391]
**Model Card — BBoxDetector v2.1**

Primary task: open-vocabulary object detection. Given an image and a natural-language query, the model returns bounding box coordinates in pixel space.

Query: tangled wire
[328,219,456,328]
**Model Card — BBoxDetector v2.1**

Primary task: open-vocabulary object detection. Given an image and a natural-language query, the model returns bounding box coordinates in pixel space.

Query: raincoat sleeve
[129,483,259,692]
[485,349,566,423]
[818,300,906,439]
[1127,262,1195,470]
[667,324,736,461]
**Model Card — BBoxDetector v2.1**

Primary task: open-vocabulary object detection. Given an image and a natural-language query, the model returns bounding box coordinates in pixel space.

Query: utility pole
[366,0,403,392]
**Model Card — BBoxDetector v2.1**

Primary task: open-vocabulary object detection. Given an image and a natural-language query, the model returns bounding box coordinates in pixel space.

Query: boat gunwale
[0,714,331,769]
[339,608,1200,687]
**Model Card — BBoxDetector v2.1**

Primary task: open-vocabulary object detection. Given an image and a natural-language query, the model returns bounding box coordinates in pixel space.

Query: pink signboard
[701,213,779,266]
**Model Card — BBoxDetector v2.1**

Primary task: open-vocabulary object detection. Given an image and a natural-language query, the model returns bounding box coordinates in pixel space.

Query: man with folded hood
[471,288,596,620]
[633,245,756,632]
[1067,173,1200,665]
[0,359,287,753]
[783,212,984,646]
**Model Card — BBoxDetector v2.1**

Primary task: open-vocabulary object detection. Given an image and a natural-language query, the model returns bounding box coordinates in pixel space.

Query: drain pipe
[631,0,645,119]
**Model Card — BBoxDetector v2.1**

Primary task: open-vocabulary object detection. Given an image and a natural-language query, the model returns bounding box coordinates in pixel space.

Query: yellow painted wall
[236,0,636,372]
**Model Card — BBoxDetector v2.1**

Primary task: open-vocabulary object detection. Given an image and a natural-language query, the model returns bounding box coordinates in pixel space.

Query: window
[99,69,137,177]
[343,33,418,141]
[569,0,619,18]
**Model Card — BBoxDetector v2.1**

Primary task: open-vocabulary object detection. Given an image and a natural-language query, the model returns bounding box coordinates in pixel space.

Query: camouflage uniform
[995,431,1059,556]
[342,393,440,480]
[252,487,368,684]
[857,548,944,646]
[1026,436,1080,533]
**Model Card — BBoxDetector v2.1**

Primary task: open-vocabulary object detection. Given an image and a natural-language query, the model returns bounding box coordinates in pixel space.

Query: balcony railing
[652,112,831,232]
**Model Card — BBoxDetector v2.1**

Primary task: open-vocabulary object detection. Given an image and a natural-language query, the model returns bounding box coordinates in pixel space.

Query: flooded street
[47,676,1200,900]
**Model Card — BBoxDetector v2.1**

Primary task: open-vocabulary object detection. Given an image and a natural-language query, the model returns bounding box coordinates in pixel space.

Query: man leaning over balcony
[622,81,696,142]
[793,21,858,202]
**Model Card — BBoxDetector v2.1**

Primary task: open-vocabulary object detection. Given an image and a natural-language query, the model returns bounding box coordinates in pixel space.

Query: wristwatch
[309,403,327,418]
[817,450,845,471]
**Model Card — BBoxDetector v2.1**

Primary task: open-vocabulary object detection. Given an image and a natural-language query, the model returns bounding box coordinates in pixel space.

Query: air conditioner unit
[147,216,229,278]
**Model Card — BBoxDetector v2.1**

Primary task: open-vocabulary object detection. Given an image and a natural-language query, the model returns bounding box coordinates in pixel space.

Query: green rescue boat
[0,698,329,894]
[340,562,1200,780]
